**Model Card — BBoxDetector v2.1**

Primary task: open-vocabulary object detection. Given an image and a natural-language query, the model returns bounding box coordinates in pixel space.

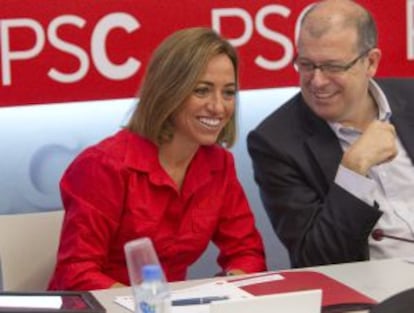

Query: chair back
[370,288,414,313]
[0,210,64,291]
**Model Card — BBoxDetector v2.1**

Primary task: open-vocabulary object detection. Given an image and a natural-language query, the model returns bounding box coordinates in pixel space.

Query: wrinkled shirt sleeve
[335,164,376,206]
[49,149,126,290]
[213,153,267,274]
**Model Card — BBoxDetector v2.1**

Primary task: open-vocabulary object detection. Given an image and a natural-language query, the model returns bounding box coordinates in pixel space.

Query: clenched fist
[341,120,397,176]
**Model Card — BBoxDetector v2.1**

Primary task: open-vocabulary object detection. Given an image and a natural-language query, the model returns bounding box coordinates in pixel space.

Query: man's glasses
[293,48,372,75]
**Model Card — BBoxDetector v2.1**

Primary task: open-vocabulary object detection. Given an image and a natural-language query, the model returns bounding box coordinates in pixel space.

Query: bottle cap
[142,264,162,281]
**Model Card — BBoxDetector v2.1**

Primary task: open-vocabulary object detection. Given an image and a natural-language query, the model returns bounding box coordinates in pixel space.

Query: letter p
[1,18,45,85]
[211,8,253,47]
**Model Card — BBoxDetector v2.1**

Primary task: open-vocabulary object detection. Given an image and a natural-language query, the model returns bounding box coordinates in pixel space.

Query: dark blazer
[247,78,414,268]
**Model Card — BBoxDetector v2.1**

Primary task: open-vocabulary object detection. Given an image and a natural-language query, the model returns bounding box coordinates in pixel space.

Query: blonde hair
[127,27,238,148]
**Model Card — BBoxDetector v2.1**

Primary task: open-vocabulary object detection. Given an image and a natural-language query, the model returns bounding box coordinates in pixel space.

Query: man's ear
[366,48,381,78]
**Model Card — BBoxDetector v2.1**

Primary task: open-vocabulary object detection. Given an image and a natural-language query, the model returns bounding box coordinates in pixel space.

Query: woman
[49,27,266,291]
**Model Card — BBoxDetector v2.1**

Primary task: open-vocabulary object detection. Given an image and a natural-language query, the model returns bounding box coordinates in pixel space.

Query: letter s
[47,15,89,83]
[255,5,294,70]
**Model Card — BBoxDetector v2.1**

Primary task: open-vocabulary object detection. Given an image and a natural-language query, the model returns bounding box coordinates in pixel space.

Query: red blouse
[48,129,266,290]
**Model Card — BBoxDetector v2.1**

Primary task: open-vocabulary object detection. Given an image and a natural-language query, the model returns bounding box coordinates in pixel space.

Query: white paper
[210,290,322,313]
[114,280,253,313]
[404,256,414,264]
[230,273,284,287]
[0,295,62,309]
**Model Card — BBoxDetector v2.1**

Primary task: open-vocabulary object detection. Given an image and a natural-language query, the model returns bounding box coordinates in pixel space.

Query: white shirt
[331,79,414,259]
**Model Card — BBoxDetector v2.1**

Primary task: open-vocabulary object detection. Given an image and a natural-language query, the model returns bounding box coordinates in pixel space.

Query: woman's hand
[111,282,127,288]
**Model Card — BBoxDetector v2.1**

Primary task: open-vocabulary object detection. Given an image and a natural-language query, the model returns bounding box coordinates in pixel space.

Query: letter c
[91,12,140,80]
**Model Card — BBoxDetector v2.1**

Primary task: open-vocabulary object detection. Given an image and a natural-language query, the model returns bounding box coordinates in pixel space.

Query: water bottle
[134,264,171,313]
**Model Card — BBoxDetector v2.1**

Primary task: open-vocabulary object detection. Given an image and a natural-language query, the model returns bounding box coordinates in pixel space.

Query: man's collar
[328,78,392,133]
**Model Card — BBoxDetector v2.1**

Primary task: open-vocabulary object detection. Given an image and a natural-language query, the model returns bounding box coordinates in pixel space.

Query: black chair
[370,288,414,313]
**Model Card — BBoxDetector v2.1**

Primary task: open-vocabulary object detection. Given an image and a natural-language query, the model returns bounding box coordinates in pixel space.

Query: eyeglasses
[293,48,372,75]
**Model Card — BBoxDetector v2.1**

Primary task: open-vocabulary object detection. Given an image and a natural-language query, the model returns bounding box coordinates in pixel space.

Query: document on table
[404,256,414,264]
[114,280,254,313]
[230,272,284,287]
[0,296,62,309]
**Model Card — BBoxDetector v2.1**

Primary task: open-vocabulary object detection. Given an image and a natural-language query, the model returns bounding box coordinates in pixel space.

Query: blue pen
[172,296,229,306]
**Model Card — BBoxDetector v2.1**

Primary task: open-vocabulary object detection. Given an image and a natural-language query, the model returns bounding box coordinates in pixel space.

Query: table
[92,258,414,312]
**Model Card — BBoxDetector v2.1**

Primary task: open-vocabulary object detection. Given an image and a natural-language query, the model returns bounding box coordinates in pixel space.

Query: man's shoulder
[375,77,414,93]
[253,91,304,135]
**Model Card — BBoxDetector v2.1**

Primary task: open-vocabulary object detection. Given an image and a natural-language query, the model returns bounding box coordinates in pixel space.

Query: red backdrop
[1,0,413,106]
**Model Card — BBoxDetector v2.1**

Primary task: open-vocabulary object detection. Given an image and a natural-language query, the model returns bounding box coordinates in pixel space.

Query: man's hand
[341,120,397,176]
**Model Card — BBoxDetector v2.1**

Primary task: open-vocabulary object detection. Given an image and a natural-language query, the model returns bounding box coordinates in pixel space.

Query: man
[248,0,414,268]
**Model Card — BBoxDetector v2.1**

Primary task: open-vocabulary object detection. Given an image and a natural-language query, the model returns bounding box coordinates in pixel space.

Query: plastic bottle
[134,264,171,313]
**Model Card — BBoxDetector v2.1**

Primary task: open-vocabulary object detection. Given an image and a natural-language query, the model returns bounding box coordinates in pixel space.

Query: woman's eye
[223,89,236,99]
[194,87,210,96]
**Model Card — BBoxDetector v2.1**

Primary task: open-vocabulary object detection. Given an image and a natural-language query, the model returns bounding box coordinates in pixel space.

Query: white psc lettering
[0,12,140,86]
[408,0,414,60]
[212,5,296,71]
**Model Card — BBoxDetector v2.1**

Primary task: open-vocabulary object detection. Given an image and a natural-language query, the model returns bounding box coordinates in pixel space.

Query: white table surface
[92,258,414,312]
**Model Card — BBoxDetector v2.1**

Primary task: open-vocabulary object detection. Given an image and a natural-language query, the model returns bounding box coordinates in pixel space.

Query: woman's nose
[207,92,226,113]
